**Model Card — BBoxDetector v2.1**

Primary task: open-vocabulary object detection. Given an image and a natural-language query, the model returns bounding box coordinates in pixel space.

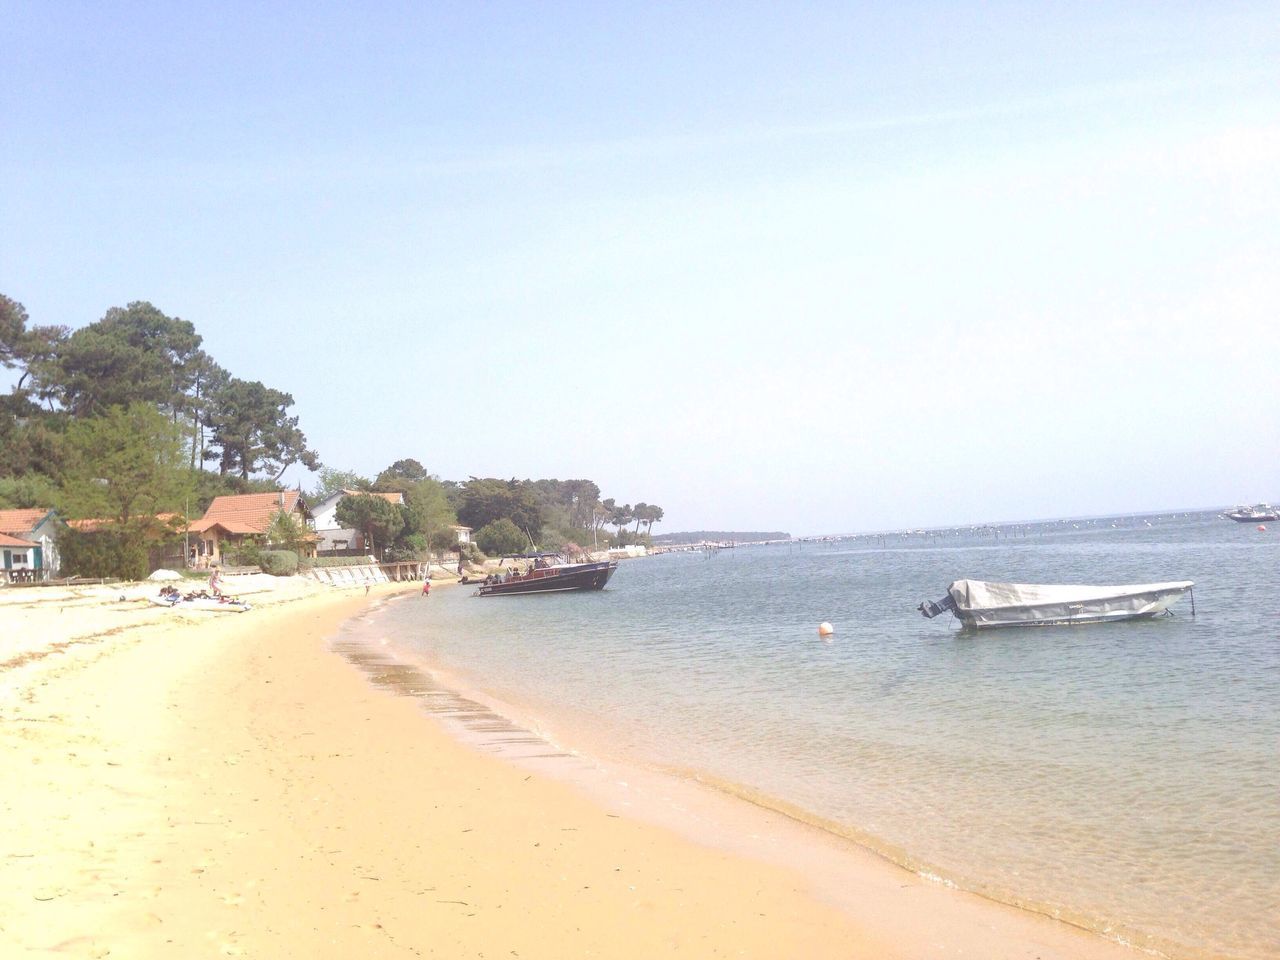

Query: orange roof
[0,508,55,536]
[67,512,185,533]
[343,489,404,505]
[189,518,263,535]
[191,492,308,536]
[0,531,36,547]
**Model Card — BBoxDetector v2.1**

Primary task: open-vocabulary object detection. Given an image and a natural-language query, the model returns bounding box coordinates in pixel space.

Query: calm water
[360,511,1278,960]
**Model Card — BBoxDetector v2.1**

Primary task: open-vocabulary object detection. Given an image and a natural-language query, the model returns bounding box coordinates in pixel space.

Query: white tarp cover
[946,579,1193,628]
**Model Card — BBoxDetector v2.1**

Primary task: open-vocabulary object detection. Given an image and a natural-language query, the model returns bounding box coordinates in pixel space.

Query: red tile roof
[0,531,36,547]
[189,518,263,535]
[0,508,54,536]
[190,492,308,535]
[342,489,404,505]
[66,513,184,533]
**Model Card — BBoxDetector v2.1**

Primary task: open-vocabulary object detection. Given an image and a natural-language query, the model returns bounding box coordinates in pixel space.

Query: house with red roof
[188,491,316,566]
[0,508,63,582]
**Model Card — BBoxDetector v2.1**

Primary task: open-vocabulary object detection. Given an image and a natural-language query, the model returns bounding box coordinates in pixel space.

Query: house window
[12,552,28,566]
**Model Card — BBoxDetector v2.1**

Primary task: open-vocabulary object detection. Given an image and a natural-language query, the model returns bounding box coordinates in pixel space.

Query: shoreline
[4,578,1147,958]
[342,590,1153,960]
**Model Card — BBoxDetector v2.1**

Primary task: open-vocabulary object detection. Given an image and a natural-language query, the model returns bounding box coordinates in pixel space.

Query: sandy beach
[2,577,1145,959]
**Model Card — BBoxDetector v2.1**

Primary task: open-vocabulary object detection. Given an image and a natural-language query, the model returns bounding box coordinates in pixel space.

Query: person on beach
[209,564,223,596]
[421,579,430,596]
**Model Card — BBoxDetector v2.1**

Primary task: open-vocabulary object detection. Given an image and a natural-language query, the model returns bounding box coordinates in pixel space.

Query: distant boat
[474,552,617,596]
[918,579,1193,629]
[1222,504,1279,523]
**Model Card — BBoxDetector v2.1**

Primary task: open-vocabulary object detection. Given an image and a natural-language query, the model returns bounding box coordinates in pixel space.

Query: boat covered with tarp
[918,579,1194,629]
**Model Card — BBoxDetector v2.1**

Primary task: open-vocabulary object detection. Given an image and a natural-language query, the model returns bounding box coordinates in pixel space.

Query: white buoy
[818,622,834,637]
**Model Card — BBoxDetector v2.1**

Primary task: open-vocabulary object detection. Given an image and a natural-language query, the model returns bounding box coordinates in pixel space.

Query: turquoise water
[365,511,1278,960]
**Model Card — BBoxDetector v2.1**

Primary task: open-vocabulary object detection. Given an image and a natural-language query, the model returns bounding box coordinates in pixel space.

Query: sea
[336,509,1278,960]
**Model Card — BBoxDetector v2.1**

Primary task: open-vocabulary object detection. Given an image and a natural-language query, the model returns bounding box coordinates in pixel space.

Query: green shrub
[311,556,374,568]
[259,550,299,576]
[385,532,429,562]
[224,540,262,567]
[58,527,149,581]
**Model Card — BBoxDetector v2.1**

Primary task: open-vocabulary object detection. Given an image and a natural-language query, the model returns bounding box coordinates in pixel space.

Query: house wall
[3,546,34,570]
[318,528,364,554]
[201,531,224,566]
[311,494,344,531]
[32,522,59,574]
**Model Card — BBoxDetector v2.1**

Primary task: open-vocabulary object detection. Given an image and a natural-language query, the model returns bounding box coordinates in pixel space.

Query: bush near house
[222,541,262,568]
[258,550,298,576]
[58,527,150,581]
[311,555,375,568]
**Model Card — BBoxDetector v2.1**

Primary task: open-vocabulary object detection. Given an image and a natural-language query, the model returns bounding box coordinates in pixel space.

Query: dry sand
[2,577,1144,959]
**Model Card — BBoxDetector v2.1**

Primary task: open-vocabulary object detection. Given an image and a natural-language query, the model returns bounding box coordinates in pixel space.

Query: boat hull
[930,579,1193,629]
[1223,503,1279,522]
[475,560,617,596]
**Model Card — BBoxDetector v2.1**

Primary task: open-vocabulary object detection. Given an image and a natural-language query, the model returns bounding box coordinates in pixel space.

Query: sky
[2,2,1277,535]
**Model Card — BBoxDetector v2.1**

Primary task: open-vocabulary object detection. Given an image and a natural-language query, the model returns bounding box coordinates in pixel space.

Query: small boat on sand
[474,553,617,596]
[918,579,1193,629]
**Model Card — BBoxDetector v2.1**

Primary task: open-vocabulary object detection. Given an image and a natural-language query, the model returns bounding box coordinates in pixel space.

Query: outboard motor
[917,594,956,619]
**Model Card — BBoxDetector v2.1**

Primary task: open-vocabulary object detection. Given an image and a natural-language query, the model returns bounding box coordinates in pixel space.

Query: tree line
[1,296,318,499]
[1,294,662,574]
[315,465,663,559]
[0,295,323,577]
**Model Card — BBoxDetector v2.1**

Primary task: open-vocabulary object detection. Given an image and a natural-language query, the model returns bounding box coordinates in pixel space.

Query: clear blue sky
[3,2,1277,535]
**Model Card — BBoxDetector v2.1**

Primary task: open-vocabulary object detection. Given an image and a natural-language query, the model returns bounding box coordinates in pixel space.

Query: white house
[310,489,405,555]
[0,508,63,582]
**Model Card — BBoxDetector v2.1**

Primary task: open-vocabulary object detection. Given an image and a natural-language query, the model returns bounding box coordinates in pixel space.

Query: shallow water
[362,511,1279,960]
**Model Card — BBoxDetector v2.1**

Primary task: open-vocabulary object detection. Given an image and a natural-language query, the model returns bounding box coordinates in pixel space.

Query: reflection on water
[346,512,1279,960]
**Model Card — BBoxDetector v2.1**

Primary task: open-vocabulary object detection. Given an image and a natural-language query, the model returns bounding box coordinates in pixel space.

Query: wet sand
[2,579,1144,958]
